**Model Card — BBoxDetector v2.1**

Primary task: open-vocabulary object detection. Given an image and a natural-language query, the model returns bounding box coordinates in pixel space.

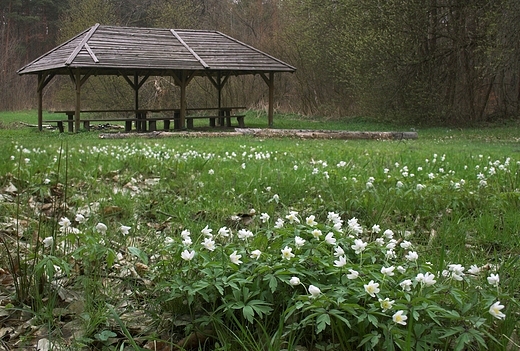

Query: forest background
[2,0,520,126]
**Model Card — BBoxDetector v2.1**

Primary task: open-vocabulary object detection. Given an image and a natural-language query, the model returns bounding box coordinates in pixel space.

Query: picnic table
[45,107,246,133]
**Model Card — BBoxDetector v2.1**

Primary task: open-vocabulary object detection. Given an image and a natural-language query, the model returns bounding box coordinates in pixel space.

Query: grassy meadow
[0,110,519,350]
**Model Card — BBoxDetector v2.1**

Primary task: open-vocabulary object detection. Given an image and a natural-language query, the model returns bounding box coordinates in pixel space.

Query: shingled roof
[17,24,296,76]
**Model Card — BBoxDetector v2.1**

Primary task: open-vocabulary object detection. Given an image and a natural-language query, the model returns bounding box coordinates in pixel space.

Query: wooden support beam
[260,72,275,127]
[74,70,81,132]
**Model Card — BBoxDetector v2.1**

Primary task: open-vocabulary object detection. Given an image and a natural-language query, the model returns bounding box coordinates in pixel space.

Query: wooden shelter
[17,24,296,131]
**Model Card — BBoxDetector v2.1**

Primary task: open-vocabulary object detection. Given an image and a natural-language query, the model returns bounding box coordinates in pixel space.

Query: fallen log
[98,129,418,140]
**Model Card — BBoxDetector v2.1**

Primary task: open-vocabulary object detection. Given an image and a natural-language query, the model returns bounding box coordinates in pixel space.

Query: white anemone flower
[346,269,359,280]
[392,310,408,325]
[334,246,345,257]
[120,225,131,236]
[405,251,419,262]
[285,211,300,224]
[333,256,347,268]
[311,229,322,239]
[294,236,306,248]
[379,298,395,312]
[364,280,380,297]
[181,250,195,261]
[201,237,216,251]
[399,279,413,291]
[281,246,295,260]
[229,251,243,265]
[59,217,71,228]
[489,301,506,320]
[306,215,318,227]
[42,236,54,248]
[324,232,336,245]
[487,273,500,287]
[351,239,367,254]
[308,285,321,298]
[289,277,301,286]
[381,266,395,276]
[250,249,262,260]
[201,225,213,237]
[95,222,108,234]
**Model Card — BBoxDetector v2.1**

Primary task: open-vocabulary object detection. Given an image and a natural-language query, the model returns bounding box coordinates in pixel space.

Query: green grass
[0,110,519,350]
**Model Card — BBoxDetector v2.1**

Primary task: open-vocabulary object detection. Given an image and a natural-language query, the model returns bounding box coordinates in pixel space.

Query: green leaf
[95,330,117,341]
[242,305,254,323]
[128,247,148,265]
[316,313,330,334]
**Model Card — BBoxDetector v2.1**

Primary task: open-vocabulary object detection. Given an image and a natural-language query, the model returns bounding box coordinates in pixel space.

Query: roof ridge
[170,29,210,69]
[65,23,100,66]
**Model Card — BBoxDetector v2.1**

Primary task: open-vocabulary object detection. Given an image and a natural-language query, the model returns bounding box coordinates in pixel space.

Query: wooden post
[180,71,187,129]
[268,72,274,127]
[37,73,43,131]
[75,70,81,132]
[134,73,139,119]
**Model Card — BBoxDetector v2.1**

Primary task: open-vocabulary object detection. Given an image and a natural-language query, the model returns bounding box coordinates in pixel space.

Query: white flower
[324,232,336,245]
[120,225,131,236]
[397,266,406,274]
[289,276,301,286]
[306,215,318,227]
[346,269,359,280]
[281,246,295,260]
[260,213,270,223]
[218,226,231,237]
[164,236,174,245]
[371,224,381,233]
[182,237,192,246]
[334,245,345,257]
[274,218,284,228]
[180,229,191,239]
[250,249,262,260]
[237,229,254,240]
[347,217,363,235]
[399,279,413,291]
[308,285,321,298]
[229,251,243,265]
[392,310,408,325]
[351,239,367,254]
[386,250,396,260]
[468,265,481,275]
[396,181,404,188]
[364,280,380,297]
[181,250,195,261]
[405,251,419,262]
[311,229,322,239]
[487,273,500,287]
[381,266,395,276]
[334,256,347,267]
[208,169,214,175]
[75,214,86,224]
[400,240,412,249]
[416,184,425,191]
[448,264,465,276]
[201,237,216,251]
[59,217,71,228]
[201,225,213,237]
[271,194,280,202]
[375,238,385,246]
[489,301,506,320]
[285,211,300,224]
[416,272,436,286]
[383,229,394,239]
[95,222,107,234]
[42,236,54,248]
[294,236,306,248]
[379,298,395,312]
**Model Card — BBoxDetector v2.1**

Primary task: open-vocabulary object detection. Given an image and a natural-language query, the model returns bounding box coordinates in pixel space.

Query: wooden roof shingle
[17,24,296,75]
